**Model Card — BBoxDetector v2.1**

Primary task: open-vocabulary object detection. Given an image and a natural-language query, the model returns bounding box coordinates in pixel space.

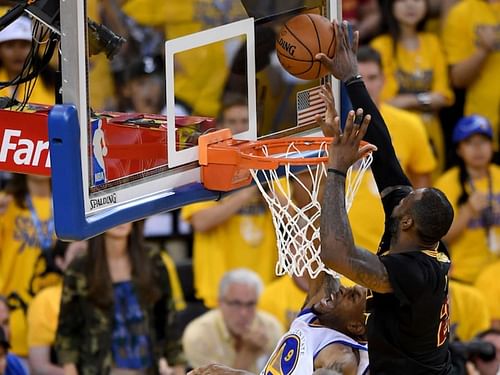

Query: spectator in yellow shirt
[0,15,54,105]
[442,0,500,145]
[181,98,277,308]
[449,279,491,342]
[0,174,54,358]
[435,116,500,284]
[475,260,500,330]
[27,240,87,375]
[348,46,437,252]
[372,0,454,175]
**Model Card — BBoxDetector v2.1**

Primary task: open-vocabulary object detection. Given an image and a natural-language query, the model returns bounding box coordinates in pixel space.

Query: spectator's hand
[318,105,376,173]
[467,191,489,216]
[315,20,359,82]
[241,325,268,353]
[188,364,247,375]
[476,25,497,53]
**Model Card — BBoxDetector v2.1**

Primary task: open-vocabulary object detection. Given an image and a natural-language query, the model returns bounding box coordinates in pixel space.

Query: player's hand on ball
[315,20,359,82]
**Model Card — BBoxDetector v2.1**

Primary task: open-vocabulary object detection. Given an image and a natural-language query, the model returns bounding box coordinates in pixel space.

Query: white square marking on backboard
[165,18,256,168]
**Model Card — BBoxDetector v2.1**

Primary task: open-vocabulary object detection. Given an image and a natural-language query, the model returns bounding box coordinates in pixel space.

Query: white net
[249,140,373,279]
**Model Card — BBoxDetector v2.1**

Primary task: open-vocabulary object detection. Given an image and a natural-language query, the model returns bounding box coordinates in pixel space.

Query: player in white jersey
[188,273,369,375]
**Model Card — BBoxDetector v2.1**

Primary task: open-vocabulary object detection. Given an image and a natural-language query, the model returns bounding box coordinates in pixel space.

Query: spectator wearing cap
[0,15,54,105]
[435,115,500,284]
[0,326,27,375]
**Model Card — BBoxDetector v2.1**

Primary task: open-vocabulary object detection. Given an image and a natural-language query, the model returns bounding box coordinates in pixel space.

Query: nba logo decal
[264,334,300,375]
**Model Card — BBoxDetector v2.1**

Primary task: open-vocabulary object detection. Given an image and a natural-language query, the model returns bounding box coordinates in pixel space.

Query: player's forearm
[450,49,489,89]
[320,171,356,272]
[345,80,411,191]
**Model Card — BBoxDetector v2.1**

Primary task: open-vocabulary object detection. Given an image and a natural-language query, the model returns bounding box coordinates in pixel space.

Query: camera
[450,339,496,375]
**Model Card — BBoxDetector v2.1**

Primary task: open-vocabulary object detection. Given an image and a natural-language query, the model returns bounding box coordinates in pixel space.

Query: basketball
[276,14,336,80]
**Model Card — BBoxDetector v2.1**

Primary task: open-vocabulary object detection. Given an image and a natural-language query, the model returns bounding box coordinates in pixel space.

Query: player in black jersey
[315,21,454,375]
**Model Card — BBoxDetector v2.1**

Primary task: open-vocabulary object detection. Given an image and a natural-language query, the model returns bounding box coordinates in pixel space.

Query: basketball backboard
[50,0,341,240]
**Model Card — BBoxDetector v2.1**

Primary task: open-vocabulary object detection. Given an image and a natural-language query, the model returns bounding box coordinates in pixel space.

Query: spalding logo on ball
[276,13,336,80]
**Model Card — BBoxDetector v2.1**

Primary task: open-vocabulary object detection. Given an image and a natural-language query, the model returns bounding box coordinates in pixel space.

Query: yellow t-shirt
[0,69,54,105]
[434,165,500,283]
[475,260,500,322]
[371,33,454,173]
[0,195,53,356]
[449,280,490,341]
[27,283,61,348]
[442,0,500,136]
[348,103,437,252]
[258,276,307,329]
[182,199,278,308]
[121,0,246,117]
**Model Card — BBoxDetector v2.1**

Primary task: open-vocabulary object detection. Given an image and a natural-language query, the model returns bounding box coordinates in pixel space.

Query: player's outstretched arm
[316,20,411,194]
[318,108,392,294]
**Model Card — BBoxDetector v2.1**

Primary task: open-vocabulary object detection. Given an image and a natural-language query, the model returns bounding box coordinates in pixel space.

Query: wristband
[344,74,363,87]
[327,168,347,178]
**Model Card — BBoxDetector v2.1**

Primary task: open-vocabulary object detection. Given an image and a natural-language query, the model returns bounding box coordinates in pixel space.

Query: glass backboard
[49,0,341,239]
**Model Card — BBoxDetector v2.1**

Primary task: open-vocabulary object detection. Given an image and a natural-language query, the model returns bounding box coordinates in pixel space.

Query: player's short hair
[218,268,264,299]
[357,45,383,69]
[409,188,454,244]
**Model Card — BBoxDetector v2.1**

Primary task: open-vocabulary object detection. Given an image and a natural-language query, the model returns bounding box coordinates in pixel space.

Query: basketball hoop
[199,129,374,278]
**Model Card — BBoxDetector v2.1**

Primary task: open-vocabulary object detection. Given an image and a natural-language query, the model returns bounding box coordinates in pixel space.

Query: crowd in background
[0,0,499,374]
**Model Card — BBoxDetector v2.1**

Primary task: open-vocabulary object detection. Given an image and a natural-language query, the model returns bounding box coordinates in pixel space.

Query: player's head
[357,46,384,104]
[217,93,249,135]
[390,188,454,248]
[312,284,367,341]
[218,268,263,337]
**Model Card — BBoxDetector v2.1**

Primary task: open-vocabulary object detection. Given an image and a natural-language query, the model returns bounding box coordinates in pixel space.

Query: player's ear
[400,215,414,231]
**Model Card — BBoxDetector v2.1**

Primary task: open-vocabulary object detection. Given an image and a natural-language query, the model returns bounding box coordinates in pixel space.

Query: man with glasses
[182,268,283,373]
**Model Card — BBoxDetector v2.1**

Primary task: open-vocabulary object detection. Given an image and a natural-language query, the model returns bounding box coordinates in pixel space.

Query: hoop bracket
[198,129,333,191]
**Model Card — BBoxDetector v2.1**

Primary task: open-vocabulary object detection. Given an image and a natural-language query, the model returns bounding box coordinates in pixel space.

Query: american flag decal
[296,86,326,127]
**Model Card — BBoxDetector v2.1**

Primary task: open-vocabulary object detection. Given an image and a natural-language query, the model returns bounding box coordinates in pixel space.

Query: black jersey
[365,245,452,374]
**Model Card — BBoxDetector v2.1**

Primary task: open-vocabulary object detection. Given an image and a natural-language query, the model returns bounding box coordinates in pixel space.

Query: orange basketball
[276,14,336,80]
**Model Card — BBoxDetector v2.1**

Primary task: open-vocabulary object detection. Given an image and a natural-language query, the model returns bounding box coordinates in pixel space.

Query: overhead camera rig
[0,0,126,63]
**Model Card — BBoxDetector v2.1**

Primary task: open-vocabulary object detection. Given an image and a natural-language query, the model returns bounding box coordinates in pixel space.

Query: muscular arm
[314,343,359,375]
[320,173,392,293]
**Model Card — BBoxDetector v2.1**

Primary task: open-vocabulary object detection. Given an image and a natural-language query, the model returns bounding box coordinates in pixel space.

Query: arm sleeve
[379,253,433,305]
[345,80,412,227]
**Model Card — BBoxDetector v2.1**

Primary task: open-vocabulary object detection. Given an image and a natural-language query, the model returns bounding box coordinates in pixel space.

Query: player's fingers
[358,143,377,159]
[316,114,333,138]
[352,30,360,53]
[356,113,371,142]
[315,52,332,66]
[348,108,364,142]
[343,110,356,142]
